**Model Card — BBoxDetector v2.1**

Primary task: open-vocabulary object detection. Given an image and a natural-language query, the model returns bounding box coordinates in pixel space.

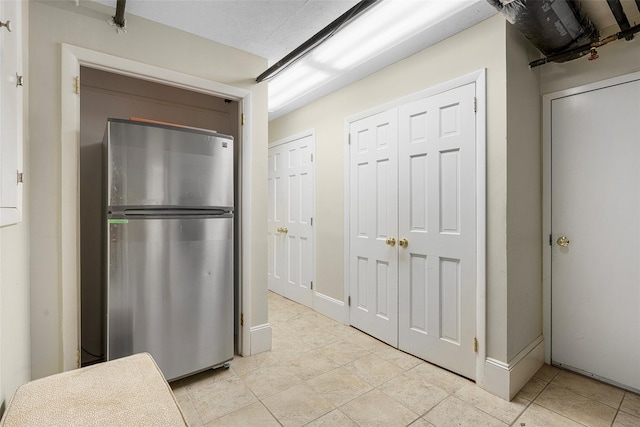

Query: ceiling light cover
[268,0,481,112]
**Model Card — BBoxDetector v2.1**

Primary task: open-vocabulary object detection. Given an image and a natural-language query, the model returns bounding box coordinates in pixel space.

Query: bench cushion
[1,353,188,426]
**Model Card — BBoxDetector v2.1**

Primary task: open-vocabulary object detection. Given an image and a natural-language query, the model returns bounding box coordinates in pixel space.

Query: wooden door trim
[343,69,486,383]
[542,70,640,364]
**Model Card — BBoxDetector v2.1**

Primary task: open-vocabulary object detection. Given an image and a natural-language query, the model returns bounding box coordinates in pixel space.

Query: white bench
[1,353,188,426]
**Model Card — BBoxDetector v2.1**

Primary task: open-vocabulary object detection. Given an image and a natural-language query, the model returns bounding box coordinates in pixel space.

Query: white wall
[29,0,269,380]
[269,15,512,361]
[0,0,30,412]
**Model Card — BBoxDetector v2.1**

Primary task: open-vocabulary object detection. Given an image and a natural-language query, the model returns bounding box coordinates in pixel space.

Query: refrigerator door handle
[115,209,233,218]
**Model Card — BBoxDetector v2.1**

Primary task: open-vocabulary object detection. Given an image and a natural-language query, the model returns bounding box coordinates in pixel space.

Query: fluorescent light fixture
[268,0,478,112]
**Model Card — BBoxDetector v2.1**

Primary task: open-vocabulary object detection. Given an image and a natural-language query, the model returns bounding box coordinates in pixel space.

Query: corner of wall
[249,323,272,355]
[482,336,544,400]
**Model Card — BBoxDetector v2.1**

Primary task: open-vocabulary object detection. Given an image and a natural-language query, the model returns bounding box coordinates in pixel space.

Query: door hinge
[348,296,351,307]
[473,97,477,113]
[473,337,478,353]
[16,171,23,184]
[310,217,313,226]
[75,76,80,95]
[77,347,81,368]
[310,281,313,290]
[348,134,351,145]
[549,234,552,246]
[241,113,245,126]
[311,153,314,162]
[241,312,244,327]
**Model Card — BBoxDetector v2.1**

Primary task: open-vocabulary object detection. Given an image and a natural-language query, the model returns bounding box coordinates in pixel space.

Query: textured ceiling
[93,1,640,64]
[95,0,360,64]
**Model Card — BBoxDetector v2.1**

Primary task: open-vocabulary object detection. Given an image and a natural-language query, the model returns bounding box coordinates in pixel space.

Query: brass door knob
[385,237,396,246]
[398,238,408,248]
[282,227,288,234]
[556,236,570,247]
[277,227,283,233]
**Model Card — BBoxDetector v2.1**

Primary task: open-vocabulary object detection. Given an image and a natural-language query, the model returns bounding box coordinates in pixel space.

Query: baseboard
[482,336,544,400]
[250,323,272,355]
[313,292,345,323]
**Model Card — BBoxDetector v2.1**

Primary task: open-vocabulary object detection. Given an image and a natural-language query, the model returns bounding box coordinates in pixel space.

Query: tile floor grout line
[609,391,626,427]
[507,396,533,427]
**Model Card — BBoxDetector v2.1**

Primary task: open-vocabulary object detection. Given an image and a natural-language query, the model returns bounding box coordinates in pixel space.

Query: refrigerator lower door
[107,216,233,381]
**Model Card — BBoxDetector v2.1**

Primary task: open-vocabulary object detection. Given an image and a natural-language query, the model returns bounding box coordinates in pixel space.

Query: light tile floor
[171,292,640,426]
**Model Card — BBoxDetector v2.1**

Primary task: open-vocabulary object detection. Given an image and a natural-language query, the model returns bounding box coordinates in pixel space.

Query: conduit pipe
[529,21,640,68]
[113,0,126,29]
[607,0,634,40]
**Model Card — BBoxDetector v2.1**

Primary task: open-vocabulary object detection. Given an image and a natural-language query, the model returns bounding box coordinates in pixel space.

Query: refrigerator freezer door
[106,120,234,209]
[107,216,233,381]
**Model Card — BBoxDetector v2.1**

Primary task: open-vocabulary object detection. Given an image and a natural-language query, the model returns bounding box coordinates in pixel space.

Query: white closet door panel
[268,145,285,294]
[349,109,399,346]
[282,134,315,307]
[269,137,316,304]
[398,83,477,379]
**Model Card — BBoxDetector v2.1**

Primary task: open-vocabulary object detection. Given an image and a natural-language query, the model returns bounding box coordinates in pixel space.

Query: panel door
[267,144,286,295]
[551,79,640,391]
[349,109,399,346]
[281,135,315,307]
[268,134,315,307]
[397,83,477,379]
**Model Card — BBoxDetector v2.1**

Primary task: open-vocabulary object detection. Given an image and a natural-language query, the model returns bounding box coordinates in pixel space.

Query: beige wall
[505,24,542,361]
[29,0,268,379]
[270,15,514,362]
[0,0,30,412]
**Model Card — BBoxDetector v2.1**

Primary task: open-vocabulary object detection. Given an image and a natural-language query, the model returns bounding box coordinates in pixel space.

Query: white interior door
[349,109,399,347]
[268,133,315,307]
[551,79,640,391]
[267,144,286,295]
[397,84,477,379]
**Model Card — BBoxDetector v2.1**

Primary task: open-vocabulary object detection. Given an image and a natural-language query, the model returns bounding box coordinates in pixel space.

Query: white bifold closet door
[349,109,399,346]
[268,134,315,308]
[349,83,477,379]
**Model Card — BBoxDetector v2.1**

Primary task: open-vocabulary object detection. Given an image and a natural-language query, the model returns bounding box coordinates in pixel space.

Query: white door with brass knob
[268,132,315,308]
[348,81,479,379]
[348,109,399,346]
[396,83,477,379]
[550,77,640,391]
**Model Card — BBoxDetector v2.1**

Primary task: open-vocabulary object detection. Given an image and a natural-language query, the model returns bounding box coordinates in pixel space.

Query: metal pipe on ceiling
[255,0,380,83]
[529,21,640,68]
[606,0,634,40]
[113,0,126,29]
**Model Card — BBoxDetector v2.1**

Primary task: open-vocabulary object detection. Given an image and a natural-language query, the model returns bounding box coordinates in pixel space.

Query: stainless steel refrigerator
[104,118,234,381]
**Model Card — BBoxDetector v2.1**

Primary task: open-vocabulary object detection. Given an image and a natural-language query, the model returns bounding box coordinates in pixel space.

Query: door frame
[60,44,254,370]
[343,69,486,382]
[542,70,640,364]
[267,129,317,306]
